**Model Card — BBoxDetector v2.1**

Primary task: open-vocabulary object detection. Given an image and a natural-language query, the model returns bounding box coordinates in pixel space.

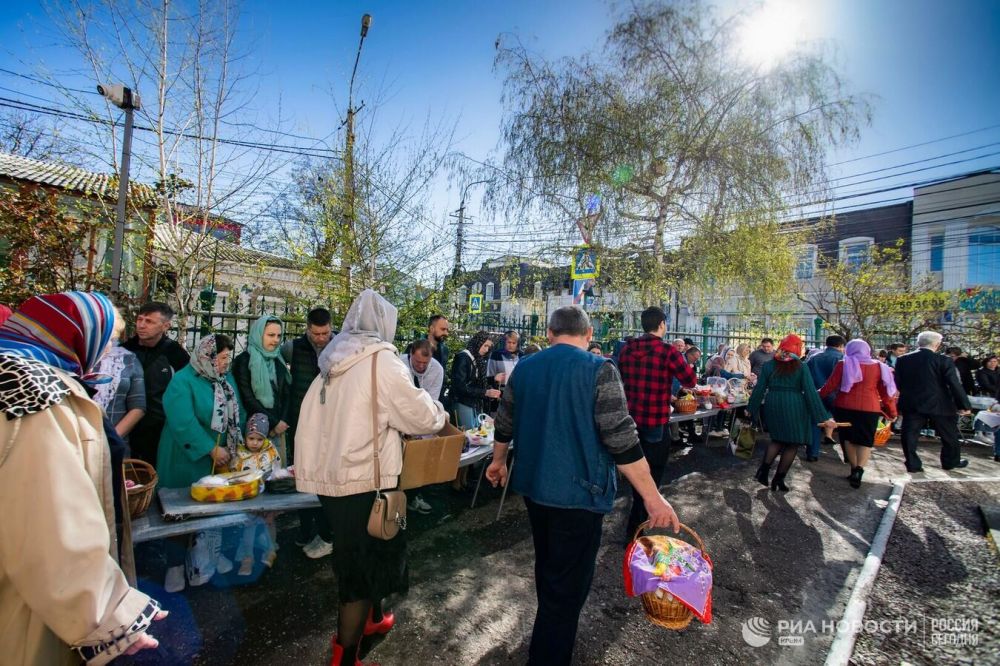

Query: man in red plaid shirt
[618,306,697,538]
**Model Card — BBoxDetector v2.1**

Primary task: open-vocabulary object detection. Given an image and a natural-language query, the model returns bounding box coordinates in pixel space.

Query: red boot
[330,637,361,666]
[363,608,395,636]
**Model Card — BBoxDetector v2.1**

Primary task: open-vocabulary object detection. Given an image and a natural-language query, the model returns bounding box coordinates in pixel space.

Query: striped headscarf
[0,291,114,378]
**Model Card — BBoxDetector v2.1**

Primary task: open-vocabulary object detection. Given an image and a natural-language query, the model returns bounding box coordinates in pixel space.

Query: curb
[823,480,906,666]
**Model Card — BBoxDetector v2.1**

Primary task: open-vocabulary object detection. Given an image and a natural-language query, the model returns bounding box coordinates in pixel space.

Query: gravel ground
[121,432,1000,665]
[850,480,1000,666]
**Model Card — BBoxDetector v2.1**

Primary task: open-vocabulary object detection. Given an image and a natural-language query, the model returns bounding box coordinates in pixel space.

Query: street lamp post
[98,83,140,299]
[341,13,372,294]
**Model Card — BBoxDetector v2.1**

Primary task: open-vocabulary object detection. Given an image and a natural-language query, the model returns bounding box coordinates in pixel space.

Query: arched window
[486,282,495,301]
[533,281,543,301]
[457,285,468,306]
[501,280,511,300]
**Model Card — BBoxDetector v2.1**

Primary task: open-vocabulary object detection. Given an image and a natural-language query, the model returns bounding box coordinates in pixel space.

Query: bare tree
[0,110,72,160]
[44,0,291,330]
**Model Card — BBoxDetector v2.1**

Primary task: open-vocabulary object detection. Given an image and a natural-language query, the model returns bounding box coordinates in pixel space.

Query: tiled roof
[0,151,158,208]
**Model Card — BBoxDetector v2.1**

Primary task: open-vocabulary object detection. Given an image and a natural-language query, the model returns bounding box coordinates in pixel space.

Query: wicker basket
[124,458,157,519]
[874,419,892,447]
[631,522,710,630]
[675,397,698,414]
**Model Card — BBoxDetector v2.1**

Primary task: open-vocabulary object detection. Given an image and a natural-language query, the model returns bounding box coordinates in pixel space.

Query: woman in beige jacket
[0,292,165,665]
[295,289,447,666]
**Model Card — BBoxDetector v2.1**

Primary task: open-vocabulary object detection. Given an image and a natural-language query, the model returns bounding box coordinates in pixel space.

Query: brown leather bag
[365,353,407,540]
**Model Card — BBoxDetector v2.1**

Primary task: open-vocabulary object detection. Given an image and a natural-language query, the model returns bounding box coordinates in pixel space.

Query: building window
[795,245,817,280]
[533,281,543,301]
[458,285,468,306]
[839,236,874,271]
[929,234,944,272]
[486,282,495,301]
[967,225,1000,286]
[501,280,510,300]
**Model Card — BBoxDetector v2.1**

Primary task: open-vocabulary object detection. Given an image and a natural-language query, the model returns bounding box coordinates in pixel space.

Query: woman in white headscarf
[295,290,447,666]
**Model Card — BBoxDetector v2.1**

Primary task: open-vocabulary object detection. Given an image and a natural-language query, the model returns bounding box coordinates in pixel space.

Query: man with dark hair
[427,314,451,372]
[618,306,697,539]
[486,306,680,665]
[886,342,907,369]
[749,337,775,376]
[806,335,846,461]
[123,301,190,465]
[281,306,335,558]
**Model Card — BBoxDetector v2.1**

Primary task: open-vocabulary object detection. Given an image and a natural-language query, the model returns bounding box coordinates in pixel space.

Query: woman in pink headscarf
[819,339,898,488]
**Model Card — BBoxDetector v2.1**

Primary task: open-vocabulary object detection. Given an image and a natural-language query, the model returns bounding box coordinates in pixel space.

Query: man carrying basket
[487,306,680,666]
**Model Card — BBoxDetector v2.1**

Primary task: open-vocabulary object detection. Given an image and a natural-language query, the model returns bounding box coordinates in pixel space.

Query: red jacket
[819,362,897,419]
[618,335,697,428]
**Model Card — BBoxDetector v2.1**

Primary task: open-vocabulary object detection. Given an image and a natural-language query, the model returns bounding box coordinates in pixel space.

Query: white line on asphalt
[898,476,999,484]
[824,480,907,666]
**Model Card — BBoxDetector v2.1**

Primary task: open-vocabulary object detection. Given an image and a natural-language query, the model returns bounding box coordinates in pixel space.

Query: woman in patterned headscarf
[157,333,244,592]
[0,291,167,664]
[748,334,838,492]
[450,330,501,429]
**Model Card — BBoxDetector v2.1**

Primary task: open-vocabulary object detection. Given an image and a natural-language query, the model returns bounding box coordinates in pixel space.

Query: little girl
[232,413,281,575]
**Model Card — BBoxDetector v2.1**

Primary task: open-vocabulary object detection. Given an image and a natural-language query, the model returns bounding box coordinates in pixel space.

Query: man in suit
[806,335,846,461]
[894,331,972,472]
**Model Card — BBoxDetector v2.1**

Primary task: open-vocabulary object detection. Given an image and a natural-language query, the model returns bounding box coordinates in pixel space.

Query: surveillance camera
[97,83,139,109]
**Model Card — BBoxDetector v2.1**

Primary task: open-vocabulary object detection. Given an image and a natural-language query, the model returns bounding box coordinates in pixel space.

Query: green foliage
[488,0,870,304]
[0,184,110,305]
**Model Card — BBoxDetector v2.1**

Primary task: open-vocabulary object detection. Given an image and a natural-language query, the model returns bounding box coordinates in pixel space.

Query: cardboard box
[399,423,467,490]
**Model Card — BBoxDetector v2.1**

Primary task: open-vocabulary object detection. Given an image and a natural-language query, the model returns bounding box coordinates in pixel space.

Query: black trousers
[524,498,604,666]
[900,411,963,470]
[129,418,164,467]
[626,424,667,538]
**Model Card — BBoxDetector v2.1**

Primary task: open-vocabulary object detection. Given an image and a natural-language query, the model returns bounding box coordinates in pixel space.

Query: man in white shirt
[400,339,445,514]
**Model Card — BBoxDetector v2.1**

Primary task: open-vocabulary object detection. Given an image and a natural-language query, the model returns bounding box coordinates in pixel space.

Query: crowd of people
[0,288,995,666]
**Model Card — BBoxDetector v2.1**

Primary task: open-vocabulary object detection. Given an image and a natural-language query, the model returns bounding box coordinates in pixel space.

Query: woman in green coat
[157,333,245,488]
[748,334,837,492]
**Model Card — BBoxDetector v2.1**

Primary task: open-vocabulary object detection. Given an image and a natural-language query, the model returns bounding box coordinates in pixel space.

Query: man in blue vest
[486,305,680,666]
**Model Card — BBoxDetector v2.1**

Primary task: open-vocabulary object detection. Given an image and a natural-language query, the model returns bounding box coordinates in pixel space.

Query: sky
[0,0,998,276]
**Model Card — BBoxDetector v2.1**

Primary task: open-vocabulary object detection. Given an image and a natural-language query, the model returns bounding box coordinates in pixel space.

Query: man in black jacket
[280,307,334,558]
[895,331,972,472]
[123,302,189,465]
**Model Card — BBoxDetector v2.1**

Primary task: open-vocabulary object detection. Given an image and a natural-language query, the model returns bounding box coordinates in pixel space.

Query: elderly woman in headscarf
[157,334,243,592]
[450,330,502,429]
[232,314,292,460]
[0,291,166,664]
[748,334,838,492]
[295,289,447,666]
[819,339,898,488]
[728,343,754,381]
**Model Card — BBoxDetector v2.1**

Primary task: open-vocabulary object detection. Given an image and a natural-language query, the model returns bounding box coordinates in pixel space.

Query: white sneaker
[216,554,234,575]
[303,535,333,559]
[165,565,185,593]
[408,494,432,514]
[973,432,994,445]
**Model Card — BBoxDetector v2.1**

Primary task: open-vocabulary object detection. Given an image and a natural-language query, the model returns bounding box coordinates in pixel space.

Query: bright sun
[738,1,804,68]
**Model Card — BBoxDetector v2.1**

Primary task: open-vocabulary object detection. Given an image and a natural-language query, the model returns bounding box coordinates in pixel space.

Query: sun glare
[739,1,804,68]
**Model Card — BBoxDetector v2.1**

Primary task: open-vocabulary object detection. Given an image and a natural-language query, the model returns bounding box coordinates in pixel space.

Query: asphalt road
[121,431,1000,665]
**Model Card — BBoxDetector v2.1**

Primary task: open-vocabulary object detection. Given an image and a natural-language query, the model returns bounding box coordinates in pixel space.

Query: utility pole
[451,178,491,278]
[341,13,372,295]
[98,83,140,299]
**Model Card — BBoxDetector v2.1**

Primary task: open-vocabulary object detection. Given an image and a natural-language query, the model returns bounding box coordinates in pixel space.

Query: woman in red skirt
[819,339,898,487]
